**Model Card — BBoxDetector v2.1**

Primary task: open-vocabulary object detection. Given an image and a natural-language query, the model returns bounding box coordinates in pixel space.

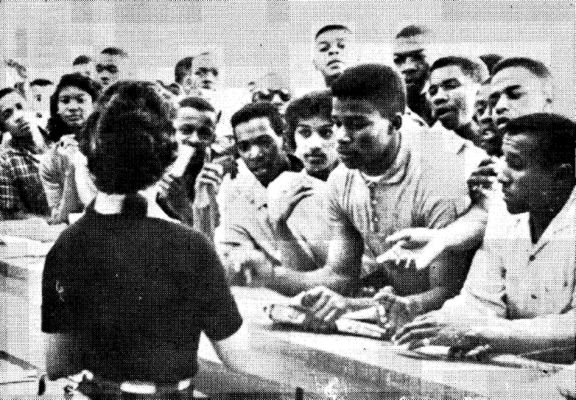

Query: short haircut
[430,56,489,83]
[73,55,92,66]
[174,56,193,84]
[0,87,17,103]
[395,24,429,39]
[230,102,284,138]
[505,113,575,170]
[178,96,215,113]
[30,78,53,87]
[331,63,406,118]
[479,53,503,75]
[0,88,21,130]
[315,24,351,39]
[284,90,332,151]
[492,57,552,79]
[100,47,128,58]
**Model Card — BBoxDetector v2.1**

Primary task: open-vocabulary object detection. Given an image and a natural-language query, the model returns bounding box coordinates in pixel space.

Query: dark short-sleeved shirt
[42,204,242,382]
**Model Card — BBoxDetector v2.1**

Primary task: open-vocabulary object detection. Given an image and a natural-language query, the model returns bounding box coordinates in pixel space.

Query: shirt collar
[360,134,410,186]
[235,154,304,209]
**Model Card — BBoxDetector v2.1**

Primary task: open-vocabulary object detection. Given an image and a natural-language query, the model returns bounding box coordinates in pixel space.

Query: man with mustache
[428,56,489,146]
[266,91,339,274]
[237,65,470,335]
[313,24,357,88]
[0,87,49,219]
[393,25,435,126]
[394,113,576,360]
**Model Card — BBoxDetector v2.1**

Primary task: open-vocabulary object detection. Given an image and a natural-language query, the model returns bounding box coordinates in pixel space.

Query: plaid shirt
[0,142,49,218]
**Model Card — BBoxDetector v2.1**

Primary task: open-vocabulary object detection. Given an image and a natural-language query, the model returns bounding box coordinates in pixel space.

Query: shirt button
[528,255,536,262]
[531,294,537,299]
[371,199,378,206]
[373,216,379,222]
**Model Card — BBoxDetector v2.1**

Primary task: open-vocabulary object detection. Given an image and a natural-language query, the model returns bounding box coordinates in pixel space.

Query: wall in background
[1,0,573,116]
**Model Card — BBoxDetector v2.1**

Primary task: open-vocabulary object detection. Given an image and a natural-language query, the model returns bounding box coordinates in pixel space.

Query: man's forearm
[408,286,452,315]
[475,312,576,354]
[269,266,359,297]
[274,222,318,272]
[73,163,97,206]
[440,204,487,252]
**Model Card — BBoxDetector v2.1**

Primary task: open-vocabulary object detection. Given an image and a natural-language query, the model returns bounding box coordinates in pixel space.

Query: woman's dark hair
[47,73,101,142]
[85,81,177,200]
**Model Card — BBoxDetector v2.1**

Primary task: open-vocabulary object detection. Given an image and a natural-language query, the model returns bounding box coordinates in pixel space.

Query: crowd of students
[0,23,574,399]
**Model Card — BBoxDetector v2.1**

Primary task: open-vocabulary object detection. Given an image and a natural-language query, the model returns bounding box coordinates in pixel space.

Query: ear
[554,163,574,182]
[391,112,403,131]
[312,57,320,72]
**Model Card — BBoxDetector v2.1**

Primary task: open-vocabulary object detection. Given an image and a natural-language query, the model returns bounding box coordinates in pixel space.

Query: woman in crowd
[41,81,251,399]
[40,73,100,224]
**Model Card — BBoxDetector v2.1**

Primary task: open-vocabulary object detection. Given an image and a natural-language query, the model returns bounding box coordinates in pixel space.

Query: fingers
[385,229,413,244]
[212,155,239,178]
[288,187,314,208]
[299,286,346,326]
[393,317,438,342]
[464,344,492,361]
[400,329,439,349]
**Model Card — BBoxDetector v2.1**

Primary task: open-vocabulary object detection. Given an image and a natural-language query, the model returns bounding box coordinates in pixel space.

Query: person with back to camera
[41,81,253,399]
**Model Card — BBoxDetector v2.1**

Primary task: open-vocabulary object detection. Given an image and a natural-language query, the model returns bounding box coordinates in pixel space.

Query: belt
[67,370,192,395]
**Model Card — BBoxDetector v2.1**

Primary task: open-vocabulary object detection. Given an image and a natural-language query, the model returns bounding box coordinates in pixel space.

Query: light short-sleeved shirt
[217,155,303,266]
[327,135,464,295]
[405,121,488,215]
[267,170,331,269]
[440,188,576,327]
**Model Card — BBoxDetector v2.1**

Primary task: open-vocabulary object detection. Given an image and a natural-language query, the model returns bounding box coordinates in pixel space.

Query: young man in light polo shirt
[395,113,576,357]
[246,64,470,333]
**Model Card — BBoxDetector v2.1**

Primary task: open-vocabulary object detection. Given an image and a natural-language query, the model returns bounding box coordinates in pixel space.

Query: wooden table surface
[1,219,573,399]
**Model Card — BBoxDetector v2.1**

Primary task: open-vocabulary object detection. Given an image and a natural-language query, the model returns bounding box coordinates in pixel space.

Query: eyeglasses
[95,64,119,74]
[252,89,291,103]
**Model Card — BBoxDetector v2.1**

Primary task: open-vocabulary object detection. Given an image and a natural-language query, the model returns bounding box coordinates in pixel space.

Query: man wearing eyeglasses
[156,96,237,239]
[251,72,292,115]
[95,47,129,90]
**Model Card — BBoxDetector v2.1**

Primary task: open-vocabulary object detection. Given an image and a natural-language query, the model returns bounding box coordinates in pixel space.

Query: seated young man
[242,65,471,333]
[0,87,49,220]
[216,102,303,275]
[266,90,339,272]
[395,113,576,356]
[156,96,236,239]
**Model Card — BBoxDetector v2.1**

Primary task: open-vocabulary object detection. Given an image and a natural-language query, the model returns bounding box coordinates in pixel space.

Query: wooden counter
[1,220,573,399]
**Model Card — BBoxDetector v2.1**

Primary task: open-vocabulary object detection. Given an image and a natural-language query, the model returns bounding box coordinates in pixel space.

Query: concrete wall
[1,0,574,116]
